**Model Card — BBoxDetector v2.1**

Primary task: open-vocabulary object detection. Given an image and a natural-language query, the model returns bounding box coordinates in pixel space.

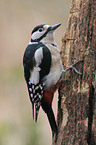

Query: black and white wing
[23,42,52,121]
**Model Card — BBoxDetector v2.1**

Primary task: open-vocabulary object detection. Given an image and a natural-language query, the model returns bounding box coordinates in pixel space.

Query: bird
[23,23,82,142]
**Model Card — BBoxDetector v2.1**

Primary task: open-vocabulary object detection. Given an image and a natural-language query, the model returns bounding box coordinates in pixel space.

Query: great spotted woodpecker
[23,23,82,142]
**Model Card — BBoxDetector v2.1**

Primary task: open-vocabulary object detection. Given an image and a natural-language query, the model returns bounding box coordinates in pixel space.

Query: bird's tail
[41,101,58,142]
[28,81,45,122]
[32,103,34,120]
[32,102,40,122]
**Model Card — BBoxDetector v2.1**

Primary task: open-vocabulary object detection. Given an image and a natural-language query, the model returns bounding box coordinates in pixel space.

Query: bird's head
[30,23,61,43]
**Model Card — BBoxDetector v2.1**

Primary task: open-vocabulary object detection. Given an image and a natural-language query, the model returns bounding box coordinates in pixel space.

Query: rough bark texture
[52,0,96,144]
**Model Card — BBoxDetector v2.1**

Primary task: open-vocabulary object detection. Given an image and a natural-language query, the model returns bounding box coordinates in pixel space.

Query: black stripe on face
[31,24,45,34]
[31,25,51,42]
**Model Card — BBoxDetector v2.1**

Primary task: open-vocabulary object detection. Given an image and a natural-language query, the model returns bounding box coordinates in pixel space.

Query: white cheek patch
[31,30,46,40]
[31,31,40,40]
[30,47,43,85]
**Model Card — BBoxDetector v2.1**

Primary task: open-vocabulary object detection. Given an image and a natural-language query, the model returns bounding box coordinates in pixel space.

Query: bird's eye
[39,28,43,32]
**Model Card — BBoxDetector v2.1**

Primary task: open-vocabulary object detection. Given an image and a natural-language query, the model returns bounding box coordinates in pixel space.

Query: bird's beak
[51,23,61,31]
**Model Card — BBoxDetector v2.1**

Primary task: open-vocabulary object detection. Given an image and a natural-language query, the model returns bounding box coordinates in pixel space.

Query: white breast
[43,43,63,90]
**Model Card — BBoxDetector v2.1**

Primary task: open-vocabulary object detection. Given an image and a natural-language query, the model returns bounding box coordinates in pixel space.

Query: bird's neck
[41,31,57,45]
[41,37,57,47]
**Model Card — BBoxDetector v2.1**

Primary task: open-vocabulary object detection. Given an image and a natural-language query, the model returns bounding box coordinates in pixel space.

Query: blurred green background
[0,0,71,145]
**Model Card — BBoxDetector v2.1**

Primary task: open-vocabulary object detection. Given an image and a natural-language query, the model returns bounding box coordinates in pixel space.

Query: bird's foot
[62,60,83,75]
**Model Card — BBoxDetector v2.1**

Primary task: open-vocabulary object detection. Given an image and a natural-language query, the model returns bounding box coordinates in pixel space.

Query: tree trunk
[53,0,96,144]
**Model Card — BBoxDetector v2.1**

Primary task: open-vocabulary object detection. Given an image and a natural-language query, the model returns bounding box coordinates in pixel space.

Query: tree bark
[53,0,96,144]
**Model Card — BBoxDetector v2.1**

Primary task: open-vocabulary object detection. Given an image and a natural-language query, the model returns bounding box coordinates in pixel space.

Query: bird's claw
[70,60,82,75]
[62,60,82,75]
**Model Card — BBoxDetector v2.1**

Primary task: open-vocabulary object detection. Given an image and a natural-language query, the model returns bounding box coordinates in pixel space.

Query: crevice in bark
[87,2,92,44]
[87,84,95,145]
[57,85,63,127]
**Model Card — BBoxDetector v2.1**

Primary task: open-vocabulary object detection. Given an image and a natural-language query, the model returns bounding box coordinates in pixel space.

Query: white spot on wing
[34,47,43,65]
[30,67,40,85]
[30,47,43,85]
